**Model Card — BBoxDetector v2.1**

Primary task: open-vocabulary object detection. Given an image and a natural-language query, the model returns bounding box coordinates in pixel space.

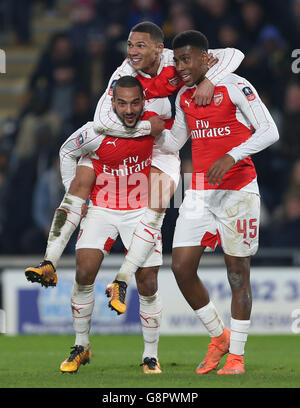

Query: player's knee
[226,256,250,291]
[171,258,190,283]
[75,266,94,286]
[137,280,157,296]
[136,267,158,296]
[227,266,248,291]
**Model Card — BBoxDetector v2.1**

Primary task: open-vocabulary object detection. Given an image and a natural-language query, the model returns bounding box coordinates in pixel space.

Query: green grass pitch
[0,334,299,388]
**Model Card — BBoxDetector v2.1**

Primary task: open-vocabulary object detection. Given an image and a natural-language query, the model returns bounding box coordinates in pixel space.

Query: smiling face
[173,45,208,87]
[112,85,144,128]
[127,31,164,77]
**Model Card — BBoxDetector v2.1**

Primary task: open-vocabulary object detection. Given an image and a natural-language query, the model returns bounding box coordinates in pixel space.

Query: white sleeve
[155,91,190,153]
[226,81,279,163]
[206,48,245,86]
[59,122,103,190]
[93,64,152,138]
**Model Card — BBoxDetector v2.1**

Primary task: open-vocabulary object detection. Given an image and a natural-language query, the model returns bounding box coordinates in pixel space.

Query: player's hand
[207,52,218,69]
[81,203,88,218]
[206,154,235,186]
[192,77,215,106]
[149,115,166,137]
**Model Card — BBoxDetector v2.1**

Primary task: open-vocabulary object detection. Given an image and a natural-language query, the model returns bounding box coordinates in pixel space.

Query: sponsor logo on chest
[190,119,231,139]
[102,155,152,176]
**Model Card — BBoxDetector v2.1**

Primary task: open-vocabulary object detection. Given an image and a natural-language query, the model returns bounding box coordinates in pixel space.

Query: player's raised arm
[206,48,244,85]
[59,122,103,190]
[156,90,190,153]
[225,79,279,163]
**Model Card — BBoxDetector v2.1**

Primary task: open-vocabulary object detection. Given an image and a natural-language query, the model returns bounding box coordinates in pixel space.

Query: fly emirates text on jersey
[191,120,231,139]
[102,155,152,177]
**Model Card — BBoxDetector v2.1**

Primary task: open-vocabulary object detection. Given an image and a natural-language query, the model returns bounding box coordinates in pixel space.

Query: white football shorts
[173,189,260,257]
[151,145,181,188]
[76,204,162,267]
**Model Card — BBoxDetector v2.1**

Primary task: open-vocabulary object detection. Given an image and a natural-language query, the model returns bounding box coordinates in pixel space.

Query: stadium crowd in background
[0,0,299,255]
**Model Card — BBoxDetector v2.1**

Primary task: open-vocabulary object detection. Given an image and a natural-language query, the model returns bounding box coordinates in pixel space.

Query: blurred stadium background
[0,0,300,352]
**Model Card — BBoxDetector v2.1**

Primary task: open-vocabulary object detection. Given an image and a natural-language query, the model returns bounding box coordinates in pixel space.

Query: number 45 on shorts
[237,218,258,246]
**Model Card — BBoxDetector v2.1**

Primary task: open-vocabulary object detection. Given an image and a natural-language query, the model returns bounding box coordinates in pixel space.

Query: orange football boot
[196,328,230,374]
[217,353,245,375]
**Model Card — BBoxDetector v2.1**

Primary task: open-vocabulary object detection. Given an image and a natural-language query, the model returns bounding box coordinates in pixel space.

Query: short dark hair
[131,21,164,43]
[172,30,209,52]
[113,76,144,98]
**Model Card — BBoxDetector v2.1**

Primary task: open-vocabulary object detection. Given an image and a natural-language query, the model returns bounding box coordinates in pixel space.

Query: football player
[156,30,279,375]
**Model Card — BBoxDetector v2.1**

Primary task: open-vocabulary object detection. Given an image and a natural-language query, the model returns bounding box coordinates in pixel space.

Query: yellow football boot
[25,260,57,288]
[105,280,127,315]
[141,357,162,374]
[60,345,91,374]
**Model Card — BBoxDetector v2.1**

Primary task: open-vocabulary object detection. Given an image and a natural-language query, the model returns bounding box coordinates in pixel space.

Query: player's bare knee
[75,266,94,285]
[227,267,249,291]
[136,267,158,296]
[172,257,186,276]
[171,259,192,284]
[227,270,243,291]
[226,256,250,291]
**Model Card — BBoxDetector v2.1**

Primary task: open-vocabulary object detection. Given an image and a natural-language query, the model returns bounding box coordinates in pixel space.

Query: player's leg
[135,265,162,374]
[60,248,103,373]
[115,166,175,283]
[172,246,208,309]
[171,189,230,374]
[25,163,95,287]
[172,246,230,374]
[106,166,177,314]
[60,205,118,373]
[106,202,165,315]
[212,190,260,375]
[217,255,251,375]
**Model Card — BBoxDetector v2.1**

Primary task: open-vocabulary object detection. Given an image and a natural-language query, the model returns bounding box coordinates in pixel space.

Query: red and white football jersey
[157,73,279,192]
[59,99,170,209]
[90,111,156,210]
